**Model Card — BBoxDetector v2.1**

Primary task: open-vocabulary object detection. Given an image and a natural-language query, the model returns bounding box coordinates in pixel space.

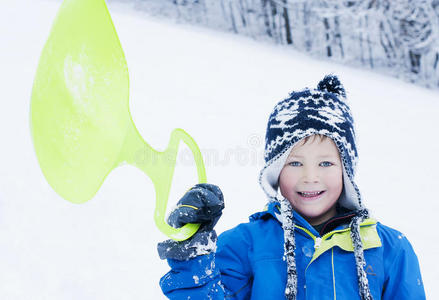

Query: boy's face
[279,136,343,225]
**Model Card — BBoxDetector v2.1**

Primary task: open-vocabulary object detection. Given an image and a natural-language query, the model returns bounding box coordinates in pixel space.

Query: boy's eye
[320,161,333,167]
[288,161,302,167]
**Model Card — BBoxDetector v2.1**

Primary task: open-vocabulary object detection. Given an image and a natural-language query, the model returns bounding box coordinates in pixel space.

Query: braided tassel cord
[280,198,297,300]
[350,209,373,300]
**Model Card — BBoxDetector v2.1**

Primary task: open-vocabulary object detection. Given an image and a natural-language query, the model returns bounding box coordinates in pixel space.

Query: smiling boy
[158,75,426,299]
[279,135,343,226]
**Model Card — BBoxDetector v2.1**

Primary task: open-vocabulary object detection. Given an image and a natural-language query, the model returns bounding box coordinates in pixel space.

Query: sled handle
[151,129,206,241]
[96,124,207,242]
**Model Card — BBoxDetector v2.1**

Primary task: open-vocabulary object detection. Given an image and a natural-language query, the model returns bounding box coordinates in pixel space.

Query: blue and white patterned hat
[259,75,363,210]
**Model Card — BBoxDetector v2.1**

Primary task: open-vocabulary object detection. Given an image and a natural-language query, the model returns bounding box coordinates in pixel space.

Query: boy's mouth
[297,191,325,199]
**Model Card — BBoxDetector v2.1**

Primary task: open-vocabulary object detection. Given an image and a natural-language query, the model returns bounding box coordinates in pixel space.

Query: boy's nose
[302,167,319,183]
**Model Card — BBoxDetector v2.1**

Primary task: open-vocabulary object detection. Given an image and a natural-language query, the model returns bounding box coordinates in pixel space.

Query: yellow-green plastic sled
[30,0,206,241]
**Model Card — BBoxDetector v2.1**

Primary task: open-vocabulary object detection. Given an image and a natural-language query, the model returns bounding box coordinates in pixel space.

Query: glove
[157,183,225,261]
[167,183,224,231]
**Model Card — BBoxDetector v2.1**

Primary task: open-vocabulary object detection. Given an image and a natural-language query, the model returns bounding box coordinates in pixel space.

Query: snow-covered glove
[157,183,224,261]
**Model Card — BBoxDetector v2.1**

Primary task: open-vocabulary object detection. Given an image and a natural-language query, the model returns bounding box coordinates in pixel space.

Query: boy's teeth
[300,191,322,196]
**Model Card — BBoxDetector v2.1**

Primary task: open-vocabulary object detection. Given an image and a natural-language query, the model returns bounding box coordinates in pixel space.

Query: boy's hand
[167,183,224,232]
[157,183,224,261]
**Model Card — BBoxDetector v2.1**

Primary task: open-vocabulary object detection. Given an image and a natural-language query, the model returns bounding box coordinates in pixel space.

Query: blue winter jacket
[160,202,425,299]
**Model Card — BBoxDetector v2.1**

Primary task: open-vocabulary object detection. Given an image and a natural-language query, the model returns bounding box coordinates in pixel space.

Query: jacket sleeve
[381,233,426,300]
[160,252,225,299]
[159,224,253,299]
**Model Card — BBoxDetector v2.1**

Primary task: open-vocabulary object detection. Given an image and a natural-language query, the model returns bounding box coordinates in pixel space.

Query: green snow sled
[30,0,206,241]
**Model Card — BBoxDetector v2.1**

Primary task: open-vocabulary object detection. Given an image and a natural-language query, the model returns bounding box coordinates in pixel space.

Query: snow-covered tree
[129,0,439,89]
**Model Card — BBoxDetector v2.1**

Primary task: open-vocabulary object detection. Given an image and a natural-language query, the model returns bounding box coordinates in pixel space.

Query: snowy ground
[1,0,438,299]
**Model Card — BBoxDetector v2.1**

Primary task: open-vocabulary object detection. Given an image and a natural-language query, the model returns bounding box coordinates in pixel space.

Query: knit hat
[259,75,372,300]
[259,74,362,211]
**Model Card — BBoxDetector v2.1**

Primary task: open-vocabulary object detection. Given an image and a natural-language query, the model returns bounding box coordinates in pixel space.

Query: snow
[1,0,439,299]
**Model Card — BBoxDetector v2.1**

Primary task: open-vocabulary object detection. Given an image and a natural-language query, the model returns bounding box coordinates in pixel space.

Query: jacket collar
[249,201,356,237]
[250,201,317,233]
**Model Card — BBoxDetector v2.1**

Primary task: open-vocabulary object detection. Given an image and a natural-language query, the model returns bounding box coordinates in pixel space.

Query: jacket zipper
[294,221,376,296]
[294,225,339,299]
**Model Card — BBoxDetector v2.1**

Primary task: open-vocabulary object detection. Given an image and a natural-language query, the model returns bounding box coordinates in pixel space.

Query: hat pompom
[317,75,346,97]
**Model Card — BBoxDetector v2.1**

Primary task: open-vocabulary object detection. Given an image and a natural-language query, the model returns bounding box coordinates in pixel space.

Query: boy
[157,75,425,299]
